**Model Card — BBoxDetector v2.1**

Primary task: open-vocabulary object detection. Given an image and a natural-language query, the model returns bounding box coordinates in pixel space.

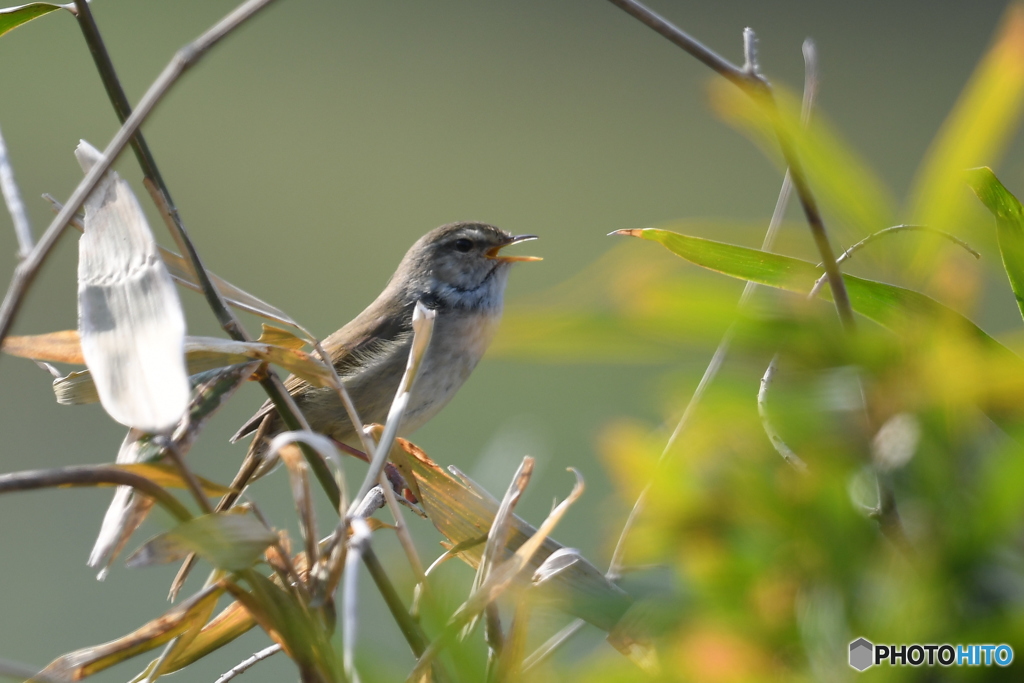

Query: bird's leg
[329,436,419,505]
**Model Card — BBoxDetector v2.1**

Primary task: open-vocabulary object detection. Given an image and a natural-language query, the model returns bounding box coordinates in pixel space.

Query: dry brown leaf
[1,329,83,364]
[37,585,222,681]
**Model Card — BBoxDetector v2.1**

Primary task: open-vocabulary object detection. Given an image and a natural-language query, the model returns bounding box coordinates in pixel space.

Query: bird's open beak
[486,234,542,262]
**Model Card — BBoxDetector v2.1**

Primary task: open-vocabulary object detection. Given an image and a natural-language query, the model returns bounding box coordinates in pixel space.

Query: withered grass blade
[162,600,256,673]
[275,444,318,569]
[37,584,222,682]
[463,456,534,639]
[390,440,633,633]
[1,329,83,363]
[350,301,436,512]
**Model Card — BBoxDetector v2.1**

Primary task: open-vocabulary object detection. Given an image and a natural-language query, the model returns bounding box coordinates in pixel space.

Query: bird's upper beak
[486,234,542,262]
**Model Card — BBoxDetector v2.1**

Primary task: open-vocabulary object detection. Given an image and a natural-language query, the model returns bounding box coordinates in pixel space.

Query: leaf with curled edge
[75,140,190,432]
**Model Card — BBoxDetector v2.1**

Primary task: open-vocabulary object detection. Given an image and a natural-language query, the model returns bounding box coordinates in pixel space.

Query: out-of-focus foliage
[496,5,1024,682]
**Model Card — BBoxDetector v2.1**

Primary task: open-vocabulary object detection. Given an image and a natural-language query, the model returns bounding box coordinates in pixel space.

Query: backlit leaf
[0,2,68,38]
[967,167,1024,322]
[75,140,190,432]
[619,228,1004,345]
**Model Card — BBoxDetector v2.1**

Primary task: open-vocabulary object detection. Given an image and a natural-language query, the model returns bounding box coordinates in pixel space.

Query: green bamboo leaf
[0,2,68,38]
[619,228,1002,345]
[967,167,1024,322]
[126,511,276,572]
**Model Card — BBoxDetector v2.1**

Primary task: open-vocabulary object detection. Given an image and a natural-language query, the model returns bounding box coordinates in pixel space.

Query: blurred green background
[0,1,1021,681]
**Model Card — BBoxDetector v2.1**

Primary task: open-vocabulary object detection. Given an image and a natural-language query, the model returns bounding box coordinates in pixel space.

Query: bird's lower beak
[486,234,543,262]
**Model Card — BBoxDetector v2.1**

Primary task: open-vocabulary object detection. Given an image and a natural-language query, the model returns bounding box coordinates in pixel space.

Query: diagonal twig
[604,0,854,329]
[0,465,192,522]
[69,0,340,509]
[213,644,282,683]
[0,0,278,347]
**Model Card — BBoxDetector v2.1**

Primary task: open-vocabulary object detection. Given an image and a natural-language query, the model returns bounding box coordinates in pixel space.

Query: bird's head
[397,222,540,311]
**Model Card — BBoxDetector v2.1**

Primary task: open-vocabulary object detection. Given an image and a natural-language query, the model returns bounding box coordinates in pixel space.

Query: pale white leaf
[75,140,189,431]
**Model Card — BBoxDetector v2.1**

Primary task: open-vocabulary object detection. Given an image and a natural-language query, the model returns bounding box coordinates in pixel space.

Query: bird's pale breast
[400,307,503,433]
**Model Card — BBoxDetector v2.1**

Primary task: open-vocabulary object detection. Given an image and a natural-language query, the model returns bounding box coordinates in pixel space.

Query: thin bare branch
[158,437,214,515]
[0,124,32,257]
[213,644,281,683]
[0,465,191,522]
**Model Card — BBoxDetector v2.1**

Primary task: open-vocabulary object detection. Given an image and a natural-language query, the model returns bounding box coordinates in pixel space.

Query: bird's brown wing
[229,296,415,443]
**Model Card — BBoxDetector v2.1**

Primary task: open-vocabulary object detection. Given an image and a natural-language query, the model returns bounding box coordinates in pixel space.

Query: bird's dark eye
[453,238,473,253]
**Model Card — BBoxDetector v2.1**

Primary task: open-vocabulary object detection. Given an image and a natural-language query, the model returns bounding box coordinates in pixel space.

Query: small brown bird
[231,221,540,475]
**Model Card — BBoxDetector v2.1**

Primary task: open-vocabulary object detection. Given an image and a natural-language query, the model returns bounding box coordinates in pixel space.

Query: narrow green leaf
[967,167,1024,322]
[127,512,276,572]
[622,228,1001,344]
[0,3,67,38]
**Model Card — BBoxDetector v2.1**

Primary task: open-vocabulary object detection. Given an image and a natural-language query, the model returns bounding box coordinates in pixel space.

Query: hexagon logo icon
[849,637,874,671]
